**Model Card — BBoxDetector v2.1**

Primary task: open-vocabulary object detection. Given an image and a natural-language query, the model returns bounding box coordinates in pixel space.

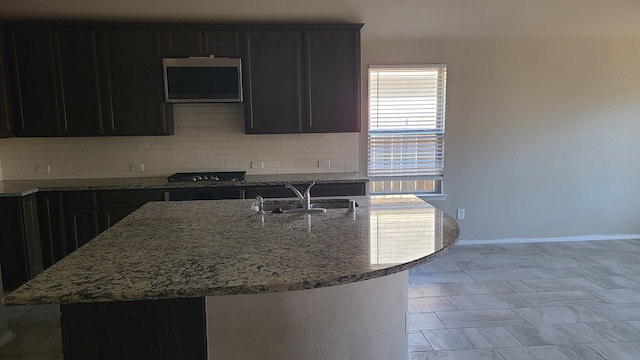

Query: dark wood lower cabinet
[63,192,100,251]
[243,182,366,199]
[60,297,207,360]
[165,187,244,201]
[0,195,43,290]
[37,192,67,268]
[99,189,165,231]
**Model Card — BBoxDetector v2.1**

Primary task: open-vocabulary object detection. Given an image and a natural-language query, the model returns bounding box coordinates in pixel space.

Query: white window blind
[368,65,447,193]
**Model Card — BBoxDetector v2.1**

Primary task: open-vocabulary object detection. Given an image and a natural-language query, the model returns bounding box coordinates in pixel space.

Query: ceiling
[2,0,640,39]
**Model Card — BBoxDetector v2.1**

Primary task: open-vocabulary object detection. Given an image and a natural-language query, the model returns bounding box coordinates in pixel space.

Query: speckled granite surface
[0,172,368,197]
[3,195,459,305]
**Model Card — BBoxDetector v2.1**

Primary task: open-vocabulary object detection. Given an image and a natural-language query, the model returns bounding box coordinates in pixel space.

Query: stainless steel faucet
[285,182,315,210]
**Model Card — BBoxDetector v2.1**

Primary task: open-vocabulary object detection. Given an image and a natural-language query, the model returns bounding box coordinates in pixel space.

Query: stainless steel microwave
[162,57,243,103]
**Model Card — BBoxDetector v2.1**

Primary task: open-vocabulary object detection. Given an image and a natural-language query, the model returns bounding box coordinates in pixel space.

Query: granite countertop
[0,172,369,197]
[3,195,459,305]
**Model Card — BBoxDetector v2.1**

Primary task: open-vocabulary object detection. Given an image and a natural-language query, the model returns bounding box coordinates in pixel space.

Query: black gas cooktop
[167,171,246,183]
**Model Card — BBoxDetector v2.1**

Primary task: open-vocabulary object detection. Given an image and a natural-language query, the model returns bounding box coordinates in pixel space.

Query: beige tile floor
[0,303,62,360]
[2,239,640,360]
[409,239,640,360]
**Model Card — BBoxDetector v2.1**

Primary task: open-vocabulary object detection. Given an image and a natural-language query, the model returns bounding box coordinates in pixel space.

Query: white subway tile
[0,104,358,180]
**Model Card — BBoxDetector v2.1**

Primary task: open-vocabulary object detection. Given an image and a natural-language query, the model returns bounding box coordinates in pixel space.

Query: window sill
[417,193,447,202]
[370,192,447,201]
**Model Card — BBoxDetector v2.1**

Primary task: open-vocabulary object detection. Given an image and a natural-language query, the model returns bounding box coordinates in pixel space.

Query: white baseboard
[0,331,15,348]
[457,234,640,245]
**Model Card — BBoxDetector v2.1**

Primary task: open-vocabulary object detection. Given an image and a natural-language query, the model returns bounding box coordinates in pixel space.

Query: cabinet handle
[305,37,313,129]
[101,34,116,131]
[9,33,27,132]
[54,32,69,131]
[72,215,79,249]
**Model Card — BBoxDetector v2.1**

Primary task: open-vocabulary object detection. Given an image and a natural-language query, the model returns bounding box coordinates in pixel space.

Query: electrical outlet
[130,163,145,172]
[251,161,264,169]
[318,160,331,168]
[457,208,465,220]
[36,165,50,174]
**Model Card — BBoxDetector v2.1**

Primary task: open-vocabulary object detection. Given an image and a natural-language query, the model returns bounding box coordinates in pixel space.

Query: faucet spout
[285,184,305,202]
[285,182,315,210]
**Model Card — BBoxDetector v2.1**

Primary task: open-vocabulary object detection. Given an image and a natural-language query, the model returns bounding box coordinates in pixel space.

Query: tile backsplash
[0,104,359,180]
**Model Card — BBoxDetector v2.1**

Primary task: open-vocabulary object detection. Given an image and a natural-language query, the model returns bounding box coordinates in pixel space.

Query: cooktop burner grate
[167,171,246,183]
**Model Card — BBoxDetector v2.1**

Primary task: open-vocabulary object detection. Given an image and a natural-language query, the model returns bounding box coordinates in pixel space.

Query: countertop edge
[3,209,460,306]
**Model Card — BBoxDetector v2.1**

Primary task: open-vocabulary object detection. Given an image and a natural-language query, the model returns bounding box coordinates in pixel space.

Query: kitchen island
[3,195,459,360]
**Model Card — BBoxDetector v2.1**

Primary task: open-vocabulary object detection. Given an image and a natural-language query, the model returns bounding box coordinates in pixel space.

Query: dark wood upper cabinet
[53,28,103,135]
[244,30,303,134]
[203,30,241,57]
[243,25,362,134]
[162,29,240,58]
[0,24,13,138]
[304,30,361,133]
[162,29,204,57]
[1,22,360,137]
[5,25,103,136]
[5,27,60,136]
[96,29,173,136]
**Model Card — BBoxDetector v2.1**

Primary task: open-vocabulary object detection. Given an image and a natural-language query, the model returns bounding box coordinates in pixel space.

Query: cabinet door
[99,189,165,231]
[5,25,103,136]
[53,28,103,136]
[101,208,137,231]
[0,195,43,290]
[37,192,68,268]
[162,30,241,58]
[0,25,13,138]
[21,194,43,278]
[5,27,60,136]
[61,298,207,360]
[162,29,205,57]
[304,30,361,133]
[97,29,173,135]
[203,30,240,57]
[0,197,29,289]
[64,192,100,251]
[67,209,100,250]
[244,31,303,134]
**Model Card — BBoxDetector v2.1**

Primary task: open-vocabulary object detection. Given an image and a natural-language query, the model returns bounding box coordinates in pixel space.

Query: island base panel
[206,271,410,360]
[60,297,207,360]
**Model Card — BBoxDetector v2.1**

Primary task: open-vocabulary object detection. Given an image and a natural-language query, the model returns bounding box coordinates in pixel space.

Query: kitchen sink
[251,199,358,213]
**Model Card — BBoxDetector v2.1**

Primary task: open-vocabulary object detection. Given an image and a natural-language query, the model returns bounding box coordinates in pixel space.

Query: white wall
[364,37,640,240]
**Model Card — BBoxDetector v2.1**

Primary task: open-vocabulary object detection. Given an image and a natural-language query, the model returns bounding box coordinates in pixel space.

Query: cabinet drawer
[166,187,244,201]
[244,183,366,199]
[100,190,165,208]
[64,191,98,209]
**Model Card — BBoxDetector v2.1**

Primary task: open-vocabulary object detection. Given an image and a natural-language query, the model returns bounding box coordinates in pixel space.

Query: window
[368,65,447,195]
